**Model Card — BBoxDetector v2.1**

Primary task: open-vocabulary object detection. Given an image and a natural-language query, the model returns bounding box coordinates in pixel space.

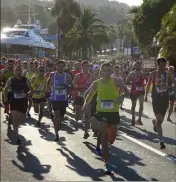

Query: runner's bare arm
[73,74,80,89]
[0,71,6,85]
[22,70,27,77]
[46,76,51,93]
[83,81,98,106]
[84,85,92,98]
[145,71,153,97]
[26,79,33,97]
[115,78,130,96]
[67,74,74,88]
[126,72,132,85]
[169,72,175,86]
[3,78,11,100]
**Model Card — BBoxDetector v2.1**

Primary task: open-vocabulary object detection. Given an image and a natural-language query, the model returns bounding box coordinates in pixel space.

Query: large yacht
[1,18,56,59]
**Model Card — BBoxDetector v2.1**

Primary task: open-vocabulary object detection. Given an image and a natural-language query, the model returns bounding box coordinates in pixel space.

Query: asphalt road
[1,100,176,181]
[120,98,176,156]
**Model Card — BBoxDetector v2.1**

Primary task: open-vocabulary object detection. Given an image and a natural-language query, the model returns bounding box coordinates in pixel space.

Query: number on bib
[156,85,167,93]
[136,86,144,91]
[35,91,41,96]
[55,89,66,95]
[169,91,175,96]
[78,91,85,97]
[14,91,26,99]
[101,100,114,109]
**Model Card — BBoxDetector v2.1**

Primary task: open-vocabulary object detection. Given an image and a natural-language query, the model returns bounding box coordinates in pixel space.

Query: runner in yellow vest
[31,65,46,127]
[82,62,129,174]
[23,61,36,118]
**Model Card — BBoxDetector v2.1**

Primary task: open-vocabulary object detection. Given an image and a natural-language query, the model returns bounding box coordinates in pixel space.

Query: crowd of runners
[0,56,175,174]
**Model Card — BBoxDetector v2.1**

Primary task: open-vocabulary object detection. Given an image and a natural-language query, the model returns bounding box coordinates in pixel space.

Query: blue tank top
[50,72,67,101]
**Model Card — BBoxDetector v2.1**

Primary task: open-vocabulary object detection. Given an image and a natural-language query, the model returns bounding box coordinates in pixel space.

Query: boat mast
[29,0,31,20]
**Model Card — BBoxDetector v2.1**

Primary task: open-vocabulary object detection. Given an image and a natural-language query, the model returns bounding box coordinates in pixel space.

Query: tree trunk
[57,24,61,59]
[82,44,88,60]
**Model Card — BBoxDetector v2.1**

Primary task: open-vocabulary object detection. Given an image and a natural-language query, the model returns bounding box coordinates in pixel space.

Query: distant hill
[1,0,130,27]
[79,0,130,24]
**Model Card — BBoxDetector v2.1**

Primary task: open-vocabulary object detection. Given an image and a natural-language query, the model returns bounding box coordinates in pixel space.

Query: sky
[110,0,143,6]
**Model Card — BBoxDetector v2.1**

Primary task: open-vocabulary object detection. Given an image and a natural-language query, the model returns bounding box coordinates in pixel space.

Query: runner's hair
[113,65,120,69]
[157,57,167,65]
[81,61,89,66]
[8,59,14,63]
[101,62,111,69]
[57,60,66,66]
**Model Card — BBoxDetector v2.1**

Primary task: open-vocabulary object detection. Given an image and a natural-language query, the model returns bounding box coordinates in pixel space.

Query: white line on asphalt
[119,131,176,163]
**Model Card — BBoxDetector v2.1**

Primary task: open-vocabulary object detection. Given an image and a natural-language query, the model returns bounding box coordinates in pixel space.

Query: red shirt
[0,65,4,71]
[71,70,80,78]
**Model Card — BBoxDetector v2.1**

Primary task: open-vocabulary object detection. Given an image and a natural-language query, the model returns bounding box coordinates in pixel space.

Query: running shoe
[160,142,166,149]
[54,135,59,141]
[93,132,98,137]
[83,132,89,139]
[16,138,22,145]
[36,121,41,127]
[95,147,102,156]
[104,163,112,174]
[138,118,143,125]
[167,118,172,122]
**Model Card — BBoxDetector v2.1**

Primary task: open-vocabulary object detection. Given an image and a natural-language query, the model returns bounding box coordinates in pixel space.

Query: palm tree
[64,8,109,59]
[106,25,118,54]
[52,0,81,58]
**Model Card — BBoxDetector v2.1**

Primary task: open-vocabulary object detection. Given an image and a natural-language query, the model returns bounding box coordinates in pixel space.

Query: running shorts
[51,101,68,116]
[92,112,120,125]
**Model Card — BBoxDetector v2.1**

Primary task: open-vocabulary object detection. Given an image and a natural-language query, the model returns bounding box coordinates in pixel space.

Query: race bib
[136,86,144,91]
[156,85,167,93]
[35,91,41,96]
[78,91,85,97]
[14,91,26,99]
[55,88,66,95]
[100,100,114,109]
[169,91,175,96]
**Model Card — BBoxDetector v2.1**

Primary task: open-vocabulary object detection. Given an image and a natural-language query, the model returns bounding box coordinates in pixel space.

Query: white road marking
[119,131,176,163]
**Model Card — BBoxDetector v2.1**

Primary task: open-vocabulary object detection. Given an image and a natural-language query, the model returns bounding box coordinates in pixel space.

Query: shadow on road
[38,123,55,142]
[83,141,149,181]
[57,146,107,181]
[11,136,51,181]
[120,121,176,146]
[122,108,151,119]
[61,115,84,134]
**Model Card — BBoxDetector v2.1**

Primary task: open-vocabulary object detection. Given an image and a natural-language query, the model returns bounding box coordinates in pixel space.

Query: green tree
[64,8,109,59]
[52,0,81,35]
[106,25,118,54]
[130,0,176,51]
[52,0,81,58]
[157,4,176,67]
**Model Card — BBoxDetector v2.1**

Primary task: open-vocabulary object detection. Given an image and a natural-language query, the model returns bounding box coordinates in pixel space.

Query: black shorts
[152,92,169,116]
[32,97,46,104]
[130,92,145,101]
[92,112,120,125]
[169,92,175,101]
[51,101,68,116]
[10,99,28,114]
[75,96,84,106]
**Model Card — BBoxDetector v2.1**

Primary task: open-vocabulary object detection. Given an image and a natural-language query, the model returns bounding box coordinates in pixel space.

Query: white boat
[1,19,56,59]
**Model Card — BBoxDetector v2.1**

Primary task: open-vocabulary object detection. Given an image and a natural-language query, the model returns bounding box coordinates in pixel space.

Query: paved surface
[120,98,176,156]
[1,101,176,181]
